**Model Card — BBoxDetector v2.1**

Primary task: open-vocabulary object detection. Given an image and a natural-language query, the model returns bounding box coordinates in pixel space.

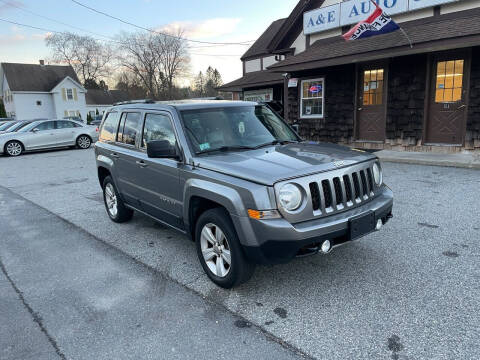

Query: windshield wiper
[253,140,298,149]
[196,145,255,155]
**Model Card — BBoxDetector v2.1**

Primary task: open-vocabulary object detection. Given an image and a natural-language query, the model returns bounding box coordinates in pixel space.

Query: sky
[0,0,299,86]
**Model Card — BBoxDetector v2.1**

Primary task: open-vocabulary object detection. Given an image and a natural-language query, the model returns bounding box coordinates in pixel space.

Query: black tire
[102,176,133,223]
[76,135,92,149]
[195,208,255,288]
[4,140,23,157]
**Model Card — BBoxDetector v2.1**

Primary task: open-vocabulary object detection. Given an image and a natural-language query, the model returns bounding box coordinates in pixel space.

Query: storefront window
[363,69,384,106]
[435,59,464,103]
[300,78,324,118]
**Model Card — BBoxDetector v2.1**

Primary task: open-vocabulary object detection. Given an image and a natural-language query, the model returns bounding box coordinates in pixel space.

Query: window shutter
[64,110,68,117]
[62,88,66,101]
[73,88,78,101]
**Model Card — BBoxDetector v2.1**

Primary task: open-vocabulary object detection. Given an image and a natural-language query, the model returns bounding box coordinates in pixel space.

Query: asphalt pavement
[0,147,479,359]
[0,185,302,360]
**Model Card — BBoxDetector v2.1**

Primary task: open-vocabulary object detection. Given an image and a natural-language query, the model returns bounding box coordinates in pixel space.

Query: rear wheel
[102,176,133,223]
[76,135,91,149]
[195,208,255,288]
[5,141,23,156]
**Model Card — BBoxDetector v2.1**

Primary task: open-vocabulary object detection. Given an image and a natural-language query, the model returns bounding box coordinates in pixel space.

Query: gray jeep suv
[95,100,393,288]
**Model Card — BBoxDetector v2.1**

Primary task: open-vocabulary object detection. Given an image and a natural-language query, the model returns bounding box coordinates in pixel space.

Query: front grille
[306,163,377,217]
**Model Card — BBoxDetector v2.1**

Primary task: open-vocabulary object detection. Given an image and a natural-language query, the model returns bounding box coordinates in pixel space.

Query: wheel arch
[184,180,246,242]
[97,166,111,188]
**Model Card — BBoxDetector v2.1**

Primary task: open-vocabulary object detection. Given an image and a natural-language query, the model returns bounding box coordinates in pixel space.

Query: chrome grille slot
[333,177,343,205]
[343,175,353,202]
[321,180,333,209]
[366,168,374,194]
[352,172,361,199]
[309,182,321,211]
[360,170,368,198]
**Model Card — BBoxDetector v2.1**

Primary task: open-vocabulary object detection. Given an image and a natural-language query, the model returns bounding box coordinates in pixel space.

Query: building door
[425,54,470,145]
[356,67,387,141]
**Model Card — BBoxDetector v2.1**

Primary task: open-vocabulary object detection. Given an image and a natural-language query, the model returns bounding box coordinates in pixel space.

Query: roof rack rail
[113,99,155,106]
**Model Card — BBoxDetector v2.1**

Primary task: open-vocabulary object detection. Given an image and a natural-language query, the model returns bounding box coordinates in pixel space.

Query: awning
[218,71,284,92]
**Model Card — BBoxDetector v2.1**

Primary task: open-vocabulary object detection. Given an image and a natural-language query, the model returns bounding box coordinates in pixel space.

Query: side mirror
[292,124,300,133]
[147,140,180,160]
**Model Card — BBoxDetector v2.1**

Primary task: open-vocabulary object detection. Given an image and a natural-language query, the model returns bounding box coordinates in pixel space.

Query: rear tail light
[95,127,99,132]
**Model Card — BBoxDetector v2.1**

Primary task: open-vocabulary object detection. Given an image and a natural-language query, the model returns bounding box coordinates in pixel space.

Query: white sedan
[0,119,99,157]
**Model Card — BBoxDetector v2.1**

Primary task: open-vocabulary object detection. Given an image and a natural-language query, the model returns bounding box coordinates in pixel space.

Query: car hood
[195,142,376,186]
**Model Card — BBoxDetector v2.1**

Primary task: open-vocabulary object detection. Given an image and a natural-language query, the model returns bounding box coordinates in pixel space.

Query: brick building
[219,0,480,152]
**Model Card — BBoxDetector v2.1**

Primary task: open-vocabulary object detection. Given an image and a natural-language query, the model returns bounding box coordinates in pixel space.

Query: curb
[378,157,480,170]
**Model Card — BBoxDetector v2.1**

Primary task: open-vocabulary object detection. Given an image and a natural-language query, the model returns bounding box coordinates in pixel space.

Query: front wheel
[102,176,133,223]
[76,135,91,149]
[195,208,255,288]
[5,141,23,156]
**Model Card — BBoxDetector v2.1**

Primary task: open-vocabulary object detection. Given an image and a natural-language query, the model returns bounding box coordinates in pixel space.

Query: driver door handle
[136,160,148,168]
[110,153,119,159]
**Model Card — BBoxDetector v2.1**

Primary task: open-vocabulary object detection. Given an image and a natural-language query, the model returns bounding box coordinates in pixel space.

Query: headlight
[278,183,302,211]
[372,162,382,186]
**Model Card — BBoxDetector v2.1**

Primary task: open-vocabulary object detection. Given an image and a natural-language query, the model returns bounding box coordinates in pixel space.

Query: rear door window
[99,112,121,142]
[55,120,77,129]
[118,112,141,146]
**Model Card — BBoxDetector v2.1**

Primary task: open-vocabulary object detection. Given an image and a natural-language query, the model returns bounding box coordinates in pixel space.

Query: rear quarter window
[99,112,121,142]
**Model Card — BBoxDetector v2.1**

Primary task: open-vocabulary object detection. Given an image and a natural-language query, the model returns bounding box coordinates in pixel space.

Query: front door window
[435,60,464,103]
[363,69,384,106]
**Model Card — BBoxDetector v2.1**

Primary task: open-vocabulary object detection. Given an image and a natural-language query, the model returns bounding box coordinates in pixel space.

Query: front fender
[183,178,246,221]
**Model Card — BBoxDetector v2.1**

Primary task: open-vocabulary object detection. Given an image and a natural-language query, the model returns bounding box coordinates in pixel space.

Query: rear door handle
[136,160,148,168]
[110,153,119,159]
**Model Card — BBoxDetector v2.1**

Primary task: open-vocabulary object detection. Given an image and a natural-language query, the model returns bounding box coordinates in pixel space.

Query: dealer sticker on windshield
[199,143,210,151]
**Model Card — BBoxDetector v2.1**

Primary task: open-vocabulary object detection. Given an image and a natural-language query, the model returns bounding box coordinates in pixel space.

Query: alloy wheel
[104,183,118,217]
[200,223,232,278]
[6,142,22,156]
[78,136,91,149]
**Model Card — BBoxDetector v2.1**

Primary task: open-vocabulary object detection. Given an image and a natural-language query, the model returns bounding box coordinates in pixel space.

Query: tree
[193,71,206,97]
[45,32,113,85]
[116,29,189,100]
[193,67,223,97]
[0,100,6,118]
[87,113,93,124]
[114,71,148,100]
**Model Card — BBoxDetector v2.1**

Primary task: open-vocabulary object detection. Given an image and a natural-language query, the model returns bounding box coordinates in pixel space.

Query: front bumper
[237,186,393,264]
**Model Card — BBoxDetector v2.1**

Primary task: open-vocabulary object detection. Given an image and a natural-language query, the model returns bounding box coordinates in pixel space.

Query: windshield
[7,122,30,132]
[18,121,41,132]
[180,105,299,154]
[0,121,17,131]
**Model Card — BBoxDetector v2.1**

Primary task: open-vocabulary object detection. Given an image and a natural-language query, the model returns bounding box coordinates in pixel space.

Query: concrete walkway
[375,150,480,169]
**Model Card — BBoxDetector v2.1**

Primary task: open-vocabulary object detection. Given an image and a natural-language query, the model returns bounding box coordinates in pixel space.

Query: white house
[0,62,88,120]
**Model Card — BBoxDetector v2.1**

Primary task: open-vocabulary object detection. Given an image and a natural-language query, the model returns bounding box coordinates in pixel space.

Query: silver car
[0,119,99,157]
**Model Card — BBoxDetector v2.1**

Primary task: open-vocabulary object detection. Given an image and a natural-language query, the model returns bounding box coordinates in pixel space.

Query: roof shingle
[269,8,480,72]
[85,89,129,105]
[241,18,286,60]
[1,63,81,92]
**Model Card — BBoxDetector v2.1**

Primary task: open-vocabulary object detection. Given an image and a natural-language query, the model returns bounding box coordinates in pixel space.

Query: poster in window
[305,106,312,115]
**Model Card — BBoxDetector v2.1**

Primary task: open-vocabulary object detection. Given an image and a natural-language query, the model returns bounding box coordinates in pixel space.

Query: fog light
[376,219,383,231]
[320,240,331,254]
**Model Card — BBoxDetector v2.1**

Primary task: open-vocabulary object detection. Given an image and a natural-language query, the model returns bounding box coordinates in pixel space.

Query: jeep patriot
[95,100,393,288]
